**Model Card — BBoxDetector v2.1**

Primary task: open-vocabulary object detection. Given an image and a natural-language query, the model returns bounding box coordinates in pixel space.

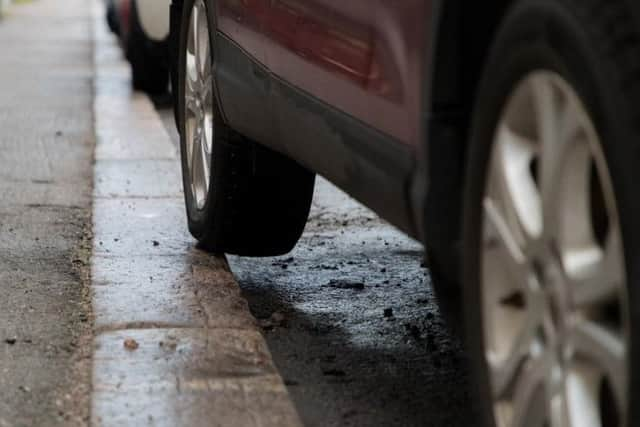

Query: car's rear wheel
[464,0,640,425]
[178,0,315,256]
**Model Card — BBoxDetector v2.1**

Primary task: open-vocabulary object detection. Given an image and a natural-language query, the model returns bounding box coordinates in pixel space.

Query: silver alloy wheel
[481,72,629,427]
[184,0,214,210]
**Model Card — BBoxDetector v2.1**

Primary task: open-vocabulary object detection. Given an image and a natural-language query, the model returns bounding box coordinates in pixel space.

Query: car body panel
[114,0,170,42]
[217,0,269,65]
[263,0,431,148]
[216,0,433,148]
[214,34,418,236]
[136,0,171,41]
[211,1,436,238]
[114,0,131,36]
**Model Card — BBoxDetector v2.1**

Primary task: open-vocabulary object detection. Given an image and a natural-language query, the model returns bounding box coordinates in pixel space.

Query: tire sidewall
[463,1,640,425]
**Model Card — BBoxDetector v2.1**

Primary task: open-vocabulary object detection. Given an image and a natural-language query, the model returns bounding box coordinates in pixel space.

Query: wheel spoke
[200,131,210,193]
[532,75,582,238]
[186,66,198,96]
[199,28,214,160]
[549,388,571,427]
[489,308,543,399]
[197,13,210,79]
[203,44,212,82]
[509,356,549,427]
[559,145,592,239]
[533,75,561,197]
[569,229,623,309]
[568,320,626,410]
[185,93,199,116]
[490,124,542,245]
[483,192,548,399]
[484,197,529,281]
[187,5,196,54]
[184,117,195,169]
[565,364,602,427]
[201,73,213,105]
[191,2,201,76]
[185,5,199,88]
[190,134,201,188]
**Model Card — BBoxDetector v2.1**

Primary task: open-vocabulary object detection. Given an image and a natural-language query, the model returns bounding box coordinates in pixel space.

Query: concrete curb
[89,1,302,425]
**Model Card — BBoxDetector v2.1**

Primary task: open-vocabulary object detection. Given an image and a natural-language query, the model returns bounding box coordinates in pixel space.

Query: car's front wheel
[177,0,315,256]
[464,0,640,425]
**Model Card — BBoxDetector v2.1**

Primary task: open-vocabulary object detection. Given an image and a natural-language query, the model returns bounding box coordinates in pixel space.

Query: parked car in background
[169,0,640,426]
[106,0,170,94]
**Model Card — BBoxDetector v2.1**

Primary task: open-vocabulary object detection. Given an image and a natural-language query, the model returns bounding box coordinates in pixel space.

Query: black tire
[464,0,640,425]
[126,0,169,95]
[177,0,315,256]
[106,0,120,35]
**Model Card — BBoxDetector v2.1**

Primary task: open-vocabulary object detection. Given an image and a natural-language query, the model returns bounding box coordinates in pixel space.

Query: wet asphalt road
[160,109,479,426]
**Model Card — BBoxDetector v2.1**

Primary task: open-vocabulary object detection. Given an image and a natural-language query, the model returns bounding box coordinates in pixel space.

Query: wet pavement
[0,0,93,424]
[90,2,300,425]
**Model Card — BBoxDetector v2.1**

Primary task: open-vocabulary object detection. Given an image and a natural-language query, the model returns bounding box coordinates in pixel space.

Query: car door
[263,0,431,148]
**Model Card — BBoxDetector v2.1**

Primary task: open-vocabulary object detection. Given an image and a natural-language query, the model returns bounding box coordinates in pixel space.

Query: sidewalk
[89,1,301,425]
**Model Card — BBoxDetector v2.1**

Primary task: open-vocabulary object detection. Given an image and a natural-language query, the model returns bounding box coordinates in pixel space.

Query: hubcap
[184,0,213,210]
[481,72,629,427]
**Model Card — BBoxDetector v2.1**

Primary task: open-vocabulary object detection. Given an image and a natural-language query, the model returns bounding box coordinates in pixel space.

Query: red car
[168,1,640,425]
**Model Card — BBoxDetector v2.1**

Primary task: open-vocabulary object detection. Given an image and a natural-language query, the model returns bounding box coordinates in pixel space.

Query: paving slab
[92,329,298,427]
[94,159,182,199]
[94,89,177,161]
[92,198,193,256]
[89,0,301,425]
